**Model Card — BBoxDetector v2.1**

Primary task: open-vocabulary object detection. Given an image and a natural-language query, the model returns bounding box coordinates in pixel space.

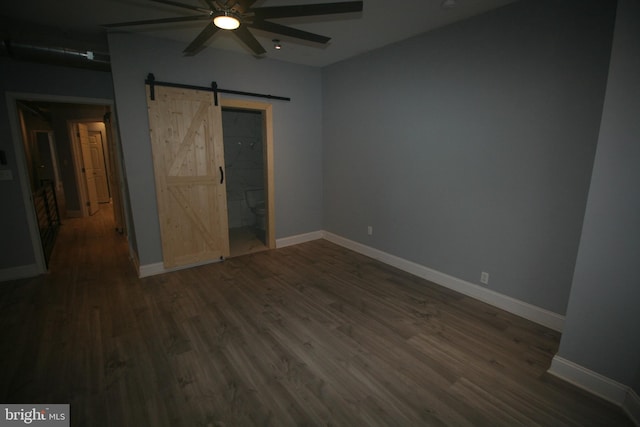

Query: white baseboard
[549,356,640,425]
[323,232,564,332]
[276,231,325,248]
[138,258,223,278]
[548,356,628,404]
[0,263,41,282]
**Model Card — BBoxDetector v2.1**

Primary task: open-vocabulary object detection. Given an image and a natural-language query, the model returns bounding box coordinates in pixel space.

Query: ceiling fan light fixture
[106,1,364,58]
[213,11,240,30]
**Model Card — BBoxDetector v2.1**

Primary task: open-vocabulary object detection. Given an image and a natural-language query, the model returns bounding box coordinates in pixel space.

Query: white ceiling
[1,0,515,67]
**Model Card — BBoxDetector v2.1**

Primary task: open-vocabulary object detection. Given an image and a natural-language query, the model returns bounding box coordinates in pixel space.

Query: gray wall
[0,58,114,271]
[557,0,640,393]
[108,33,323,266]
[322,0,616,315]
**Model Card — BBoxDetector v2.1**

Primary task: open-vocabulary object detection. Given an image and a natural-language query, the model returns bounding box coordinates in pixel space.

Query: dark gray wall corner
[557,0,640,393]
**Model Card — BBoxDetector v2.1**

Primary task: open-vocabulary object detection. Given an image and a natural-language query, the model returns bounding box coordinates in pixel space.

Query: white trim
[138,258,224,278]
[549,355,640,425]
[548,356,628,404]
[276,231,325,248]
[323,232,564,332]
[624,388,640,426]
[0,264,40,282]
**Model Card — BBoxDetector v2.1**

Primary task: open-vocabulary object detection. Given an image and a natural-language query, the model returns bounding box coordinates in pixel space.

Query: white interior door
[88,130,110,203]
[78,123,99,216]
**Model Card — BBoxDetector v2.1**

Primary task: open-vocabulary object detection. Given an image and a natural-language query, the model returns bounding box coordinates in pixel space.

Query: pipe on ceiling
[1,39,111,72]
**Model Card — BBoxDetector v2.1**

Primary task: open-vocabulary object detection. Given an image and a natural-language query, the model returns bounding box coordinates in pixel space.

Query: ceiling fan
[105,0,364,56]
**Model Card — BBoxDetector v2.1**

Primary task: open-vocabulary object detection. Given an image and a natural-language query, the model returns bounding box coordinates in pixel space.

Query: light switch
[0,169,13,181]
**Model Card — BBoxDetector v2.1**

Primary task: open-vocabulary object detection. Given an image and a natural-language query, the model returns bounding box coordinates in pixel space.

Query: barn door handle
[219,166,224,184]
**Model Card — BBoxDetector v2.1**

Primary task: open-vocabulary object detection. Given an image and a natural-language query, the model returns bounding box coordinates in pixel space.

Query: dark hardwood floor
[0,208,633,426]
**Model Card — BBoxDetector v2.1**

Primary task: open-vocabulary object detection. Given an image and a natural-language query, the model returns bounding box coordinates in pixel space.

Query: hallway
[0,207,136,424]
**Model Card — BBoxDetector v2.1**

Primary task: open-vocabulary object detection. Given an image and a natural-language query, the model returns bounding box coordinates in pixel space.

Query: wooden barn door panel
[146,85,229,268]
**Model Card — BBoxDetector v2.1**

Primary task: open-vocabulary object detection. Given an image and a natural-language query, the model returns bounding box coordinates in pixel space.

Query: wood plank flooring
[0,208,633,426]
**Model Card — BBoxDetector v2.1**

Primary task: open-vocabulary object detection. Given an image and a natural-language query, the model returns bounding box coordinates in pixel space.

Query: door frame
[220,97,276,249]
[6,92,128,275]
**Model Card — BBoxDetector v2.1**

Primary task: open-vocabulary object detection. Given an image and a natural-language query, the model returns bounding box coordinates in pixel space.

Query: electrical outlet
[367,225,373,236]
[480,271,489,285]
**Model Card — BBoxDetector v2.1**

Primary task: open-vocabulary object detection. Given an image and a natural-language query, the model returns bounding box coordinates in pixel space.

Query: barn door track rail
[145,73,291,105]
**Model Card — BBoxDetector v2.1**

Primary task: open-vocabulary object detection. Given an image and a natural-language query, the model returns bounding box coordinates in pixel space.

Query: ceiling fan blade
[104,14,209,28]
[236,0,259,11]
[183,23,219,55]
[233,26,266,56]
[201,0,216,9]
[252,1,363,19]
[249,20,330,44]
[150,0,210,13]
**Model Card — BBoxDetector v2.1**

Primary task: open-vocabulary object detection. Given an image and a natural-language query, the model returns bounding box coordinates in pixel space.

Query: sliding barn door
[146,85,229,268]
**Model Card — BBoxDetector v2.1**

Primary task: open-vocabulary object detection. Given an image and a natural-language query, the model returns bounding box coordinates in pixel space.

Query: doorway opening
[221,99,275,257]
[10,96,128,270]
